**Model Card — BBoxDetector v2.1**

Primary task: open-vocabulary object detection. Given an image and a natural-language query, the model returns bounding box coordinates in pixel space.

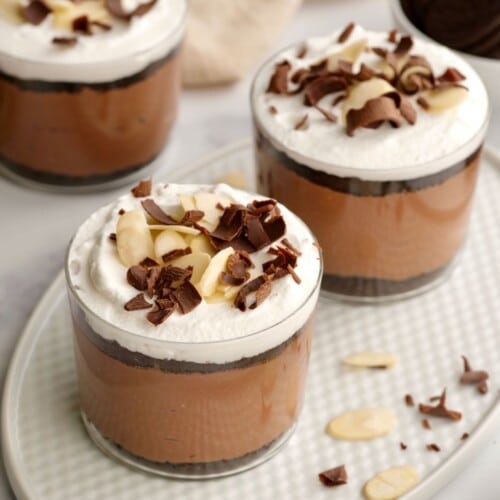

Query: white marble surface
[0,0,499,498]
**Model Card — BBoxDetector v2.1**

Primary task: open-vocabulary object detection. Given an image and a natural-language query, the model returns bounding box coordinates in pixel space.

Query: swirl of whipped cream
[67,183,322,364]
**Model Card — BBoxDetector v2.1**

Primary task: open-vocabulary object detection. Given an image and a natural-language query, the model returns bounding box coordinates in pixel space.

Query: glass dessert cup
[250,28,490,302]
[253,122,488,302]
[0,2,186,192]
[65,193,322,478]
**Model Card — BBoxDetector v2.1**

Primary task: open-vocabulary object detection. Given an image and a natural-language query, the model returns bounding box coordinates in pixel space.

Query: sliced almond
[204,292,228,304]
[217,282,241,300]
[197,247,234,298]
[216,171,248,190]
[420,86,468,112]
[147,224,200,235]
[48,0,111,31]
[116,229,155,268]
[326,408,396,440]
[171,252,211,284]
[363,466,420,500]
[0,0,24,23]
[179,194,196,212]
[189,234,216,256]
[327,39,367,72]
[341,78,395,124]
[343,352,397,369]
[193,192,232,231]
[154,229,187,262]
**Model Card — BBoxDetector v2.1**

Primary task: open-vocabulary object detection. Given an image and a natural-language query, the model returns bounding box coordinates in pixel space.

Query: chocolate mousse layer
[0,44,181,186]
[70,298,314,473]
[401,0,500,59]
[256,132,482,297]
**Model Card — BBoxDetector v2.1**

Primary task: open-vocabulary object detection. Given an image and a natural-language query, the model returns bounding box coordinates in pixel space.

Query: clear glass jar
[0,0,186,191]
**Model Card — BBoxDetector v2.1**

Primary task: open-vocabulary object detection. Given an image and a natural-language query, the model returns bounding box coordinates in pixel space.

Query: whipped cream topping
[0,0,186,82]
[252,25,489,181]
[67,184,321,364]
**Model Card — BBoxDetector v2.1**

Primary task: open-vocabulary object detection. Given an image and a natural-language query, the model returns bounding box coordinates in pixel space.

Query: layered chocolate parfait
[0,0,186,189]
[251,24,489,300]
[66,181,322,477]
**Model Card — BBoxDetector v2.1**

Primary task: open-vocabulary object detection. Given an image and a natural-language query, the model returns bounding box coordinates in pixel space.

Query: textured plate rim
[2,139,500,500]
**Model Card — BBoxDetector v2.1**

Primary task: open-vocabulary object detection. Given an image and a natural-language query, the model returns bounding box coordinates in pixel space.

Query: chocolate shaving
[180,210,204,226]
[461,432,469,441]
[346,96,402,136]
[171,281,202,314]
[91,20,112,31]
[267,61,292,95]
[141,199,178,225]
[294,114,309,130]
[105,0,157,20]
[118,208,126,215]
[146,266,161,297]
[124,293,152,311]
[304,76,347,106]
[460,355,489,388]
[52,36,78,47]
[250,279,273,309]
[405,394,414,407]
[315,105,337,123]
[155,266,192,295]
[162,247,192,263]
[131,178,152,198]
[211,205,245,241]
[109,232,117,242]
[422,418,431,430]
[437,67,466,84]
[419,389,462,421]
[332,93,347,106]
[245,216,271,250]
[387,29,398,43]
[281,238,301,256]
[337,22,355,43]
[400,442,408,450]
[72,15,92,34]
[477,380,488,394]
[127,265,148,291]
[22,0,51,25]
[220,273,246,286]
[269,105,278,115]
[394,35,413,56]
[297,46,308,59]
[426,443,441,452]
[146,300,176,326]
[234,276,269,311]
[318,465,348,487]
[287,264,301,284]
[417,96,430,110]
[139,257,159,268]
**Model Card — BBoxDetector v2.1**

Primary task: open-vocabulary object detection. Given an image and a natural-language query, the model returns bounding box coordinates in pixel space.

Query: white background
[0,0,499,498]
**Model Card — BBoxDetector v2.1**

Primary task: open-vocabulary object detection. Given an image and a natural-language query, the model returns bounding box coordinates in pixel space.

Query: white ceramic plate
[3,140,500,500]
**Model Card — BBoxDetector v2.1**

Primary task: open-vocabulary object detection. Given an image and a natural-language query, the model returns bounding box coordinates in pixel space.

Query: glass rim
[64,203,323,349]
[249,37,492,181]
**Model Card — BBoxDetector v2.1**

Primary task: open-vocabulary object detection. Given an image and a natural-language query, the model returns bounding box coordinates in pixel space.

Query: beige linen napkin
[182,0,302,87]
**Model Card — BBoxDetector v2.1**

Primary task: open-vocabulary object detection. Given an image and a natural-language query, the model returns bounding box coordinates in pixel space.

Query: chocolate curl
[437,67,466,84]
[171,281,202,314]
[234,275,270,311]
[124,293,152,311]
[318,465,348,487]
[394,35,413,56]
[141,199,178,225]
[303,75,347,106]
[345,96,402,136]
[418,389,462,421]
[267,61,292,94]
[72,15,92,34]
[52,37,78,47]
[384,91,417,125]
[131,178,152,198]
[22,0,51,25]
[337,22,355,43]
[106,0,157,20]
[398,56,434,94]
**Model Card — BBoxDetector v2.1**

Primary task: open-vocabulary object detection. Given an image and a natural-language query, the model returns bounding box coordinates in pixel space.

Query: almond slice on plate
[343,352,397,369]
[363,466,420,500]
[327,408,396,440]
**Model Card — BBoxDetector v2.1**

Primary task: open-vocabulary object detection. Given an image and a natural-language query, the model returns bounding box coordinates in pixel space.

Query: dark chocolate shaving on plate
[422,418,431,430]
[419,389,462,421]
[141,199,178,225]
[267,61,292,94]
[162,247,192,263]
[477,380,488,394]
[318,464,348,487]
[131,178,152,198]
[337,22,355,43]
[171,281,202,314]
[268,105,278,115]
[124,293,152,311]
[400,442,408,450]
[426,443,441,452]
[22,0,51,25]
[52,36,78,47]
[105,0,157,20]
[461,432,469,441]
[460,355,489,387]
[405,394,415,407]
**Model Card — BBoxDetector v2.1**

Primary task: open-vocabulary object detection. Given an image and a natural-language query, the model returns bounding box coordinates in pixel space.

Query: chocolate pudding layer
[256,133,481,297]
[0,46,181,185]
[71,297,313,473]
[401,0,500,59]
